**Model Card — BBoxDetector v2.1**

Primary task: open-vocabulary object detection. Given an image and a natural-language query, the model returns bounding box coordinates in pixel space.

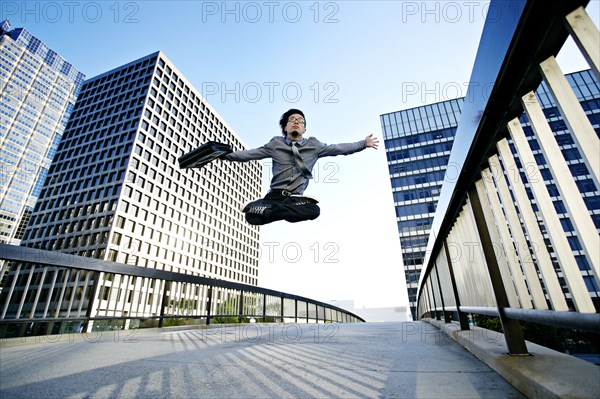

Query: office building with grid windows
[11,51,262,324]
[0,20,84,244]
[383,69,600,320]
[381,99,462,320]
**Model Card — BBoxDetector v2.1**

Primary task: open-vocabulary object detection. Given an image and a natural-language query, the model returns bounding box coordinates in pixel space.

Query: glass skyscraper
[0,20,84,244]
[5,51,262,325]
[383,69,599,320]
[381,99,462,320]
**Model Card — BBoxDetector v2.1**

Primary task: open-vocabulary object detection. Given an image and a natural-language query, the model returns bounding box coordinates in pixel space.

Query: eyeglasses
[288,117,305,124]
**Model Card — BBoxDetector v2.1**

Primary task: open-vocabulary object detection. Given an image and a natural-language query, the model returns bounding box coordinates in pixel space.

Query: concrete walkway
[0,322,524,398]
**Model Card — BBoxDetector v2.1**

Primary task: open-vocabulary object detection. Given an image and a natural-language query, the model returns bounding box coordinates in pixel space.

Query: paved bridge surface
[0,322,523,399]
[0,321,529,398]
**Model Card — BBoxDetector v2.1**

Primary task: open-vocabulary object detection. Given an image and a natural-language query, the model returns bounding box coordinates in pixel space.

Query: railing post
[564,6,600,92]
[158,280,170,328]
[521,84,599,281]
[84,270,103,332]
[262,293,267,323]
[468,186,528,355]
[496,138,568,311]
[508,115,595,312]
[433,262,451,323]
[444,239,470,331]
[432,271,442,321]
[306,302,309,323]
[294,299,298,323]
[425,282,440,320]
[206,285,213,326]
[238,290,244,323]
[486,156,547,309]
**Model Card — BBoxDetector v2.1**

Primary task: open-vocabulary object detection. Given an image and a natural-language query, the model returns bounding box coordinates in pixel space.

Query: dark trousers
[245,191,320,226]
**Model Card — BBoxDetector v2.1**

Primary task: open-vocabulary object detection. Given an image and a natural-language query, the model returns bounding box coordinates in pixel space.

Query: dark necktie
[291,142,312,179]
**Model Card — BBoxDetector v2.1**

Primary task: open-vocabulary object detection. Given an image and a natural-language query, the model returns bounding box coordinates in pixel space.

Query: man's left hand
[365,134,379,149]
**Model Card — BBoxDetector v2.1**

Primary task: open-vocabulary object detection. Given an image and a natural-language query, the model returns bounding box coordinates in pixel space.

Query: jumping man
[222,108,379,225]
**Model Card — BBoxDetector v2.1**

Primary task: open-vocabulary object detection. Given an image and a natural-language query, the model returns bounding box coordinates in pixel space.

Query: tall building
[380,99,462,320]
[5,52,262,324]
[382,69,600,319]
[0,20,84,244]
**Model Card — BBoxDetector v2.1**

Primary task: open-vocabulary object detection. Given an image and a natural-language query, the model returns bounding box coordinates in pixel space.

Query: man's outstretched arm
[316,134,379,157]
[222,138,275,162]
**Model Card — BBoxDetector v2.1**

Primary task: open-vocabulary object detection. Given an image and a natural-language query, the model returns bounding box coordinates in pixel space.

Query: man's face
[285,113,306,141]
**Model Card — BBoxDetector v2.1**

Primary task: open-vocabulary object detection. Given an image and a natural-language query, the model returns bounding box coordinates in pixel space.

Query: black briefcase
[178,141,232,169]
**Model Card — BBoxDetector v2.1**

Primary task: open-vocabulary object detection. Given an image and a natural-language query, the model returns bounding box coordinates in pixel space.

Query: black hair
[279,109,305,135]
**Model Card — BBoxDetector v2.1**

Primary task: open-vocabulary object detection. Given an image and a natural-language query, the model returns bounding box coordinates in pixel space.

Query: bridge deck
[0,321,525,398]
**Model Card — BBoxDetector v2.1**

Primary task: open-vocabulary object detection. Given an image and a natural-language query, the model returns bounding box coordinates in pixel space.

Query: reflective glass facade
[381,99,462,320]
[14,52,262,323]
[0,20,84,244]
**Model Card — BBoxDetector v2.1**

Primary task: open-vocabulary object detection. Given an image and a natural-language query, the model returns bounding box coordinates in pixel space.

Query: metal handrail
[415,0,599,354]
[0,243,364,337]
